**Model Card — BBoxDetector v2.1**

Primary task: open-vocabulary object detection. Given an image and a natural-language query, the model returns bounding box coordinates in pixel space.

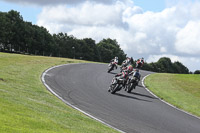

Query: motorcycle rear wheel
[110,84,119,94]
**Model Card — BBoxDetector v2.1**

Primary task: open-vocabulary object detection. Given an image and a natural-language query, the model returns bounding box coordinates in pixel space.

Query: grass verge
[144,73,200,117]
[0,52,119,133]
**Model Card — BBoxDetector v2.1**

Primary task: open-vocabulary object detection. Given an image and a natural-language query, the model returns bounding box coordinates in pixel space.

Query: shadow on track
[137,84,144,88]
[108,72,118,75]
[131,92,158,100]
[114,93,152,102]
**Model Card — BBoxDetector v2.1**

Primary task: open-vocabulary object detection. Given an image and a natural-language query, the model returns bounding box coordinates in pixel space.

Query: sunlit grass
[145,73,200,117]
[0,52,119,133]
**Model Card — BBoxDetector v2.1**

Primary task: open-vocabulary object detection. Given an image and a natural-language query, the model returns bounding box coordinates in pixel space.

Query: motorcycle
[108,76,124,94]
[120,63,127,72]
[107,61,117,73]
[136,59,144,69]
[108,71,129,94]
[120,57,133,72]
[125,70,140,93]
[136,62,142,69]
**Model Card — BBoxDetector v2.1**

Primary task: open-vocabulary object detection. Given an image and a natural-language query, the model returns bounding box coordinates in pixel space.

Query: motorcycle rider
[108,64,134,92]
[132,68,141,86]
[136,57,144,69]
[124,68,141,91]
[132,68,141,81]
[122,57,130,66]
[121,57,134,72]
[110,57,118,69]
[122,57,133,66]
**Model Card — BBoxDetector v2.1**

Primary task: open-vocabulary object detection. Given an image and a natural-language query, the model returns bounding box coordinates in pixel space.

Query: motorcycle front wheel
[110,84,119,94]
[108,65,114,73]
[127,83,135,93]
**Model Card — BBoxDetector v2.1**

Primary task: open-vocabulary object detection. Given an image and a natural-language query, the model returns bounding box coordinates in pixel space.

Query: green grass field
[0,52,119,133]
[144,73,200,117]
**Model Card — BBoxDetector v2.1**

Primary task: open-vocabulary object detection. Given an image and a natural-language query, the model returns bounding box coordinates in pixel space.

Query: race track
[42,63,200,133]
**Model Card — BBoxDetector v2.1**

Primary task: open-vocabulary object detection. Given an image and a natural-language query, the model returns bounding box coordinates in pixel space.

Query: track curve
[43,63,200,133]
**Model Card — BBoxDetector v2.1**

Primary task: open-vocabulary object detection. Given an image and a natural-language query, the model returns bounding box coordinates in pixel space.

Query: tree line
[0,10,126,64]
[1,10,197,74]
[141,57,189,74]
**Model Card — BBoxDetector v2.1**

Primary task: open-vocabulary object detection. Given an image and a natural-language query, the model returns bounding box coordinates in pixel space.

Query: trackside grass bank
[144,73,200,117]
[0,52,119,133]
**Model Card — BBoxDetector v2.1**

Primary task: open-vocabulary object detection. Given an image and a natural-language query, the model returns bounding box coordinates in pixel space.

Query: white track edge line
[41,63,126,133]
[142,74,200,120]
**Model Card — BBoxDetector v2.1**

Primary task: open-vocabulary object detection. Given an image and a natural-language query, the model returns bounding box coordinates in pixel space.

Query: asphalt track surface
[43,63,200,133]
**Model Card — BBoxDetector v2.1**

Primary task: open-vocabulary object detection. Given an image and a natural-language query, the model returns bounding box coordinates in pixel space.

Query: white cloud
[37,2,127,32]
[175,21,200,55]
[160,47,167,53]
[36,0,200,71]
[2,0,115,6]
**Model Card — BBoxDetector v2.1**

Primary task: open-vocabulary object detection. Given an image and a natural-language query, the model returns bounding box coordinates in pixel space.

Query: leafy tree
[173,61,189,74]
[148,62,159,72]
[23,22,34,53]
[156,57,174,73]
[7,10,24,52]
[141,62,152,71]
[194,70,200,74]
[83,38,100,61]
[0,11,12,51]
[97,38,126,64]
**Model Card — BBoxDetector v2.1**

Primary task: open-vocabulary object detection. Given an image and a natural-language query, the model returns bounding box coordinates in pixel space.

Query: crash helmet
[128,65,133,72]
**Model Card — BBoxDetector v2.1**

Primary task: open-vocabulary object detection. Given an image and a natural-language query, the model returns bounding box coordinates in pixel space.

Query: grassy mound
[145,73,200,117]
[0,52,118,133]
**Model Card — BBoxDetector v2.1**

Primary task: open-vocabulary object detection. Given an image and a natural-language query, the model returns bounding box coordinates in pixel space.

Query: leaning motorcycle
[107,62,117,73]
[108,77,124,94]
[108,71,129,94]
[126,71,140,93]
[120,63,127,72]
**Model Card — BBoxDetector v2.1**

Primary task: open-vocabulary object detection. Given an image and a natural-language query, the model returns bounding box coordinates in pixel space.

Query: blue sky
[1,0,200,71]
[133,0,165,12]
[0,1,41,24]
